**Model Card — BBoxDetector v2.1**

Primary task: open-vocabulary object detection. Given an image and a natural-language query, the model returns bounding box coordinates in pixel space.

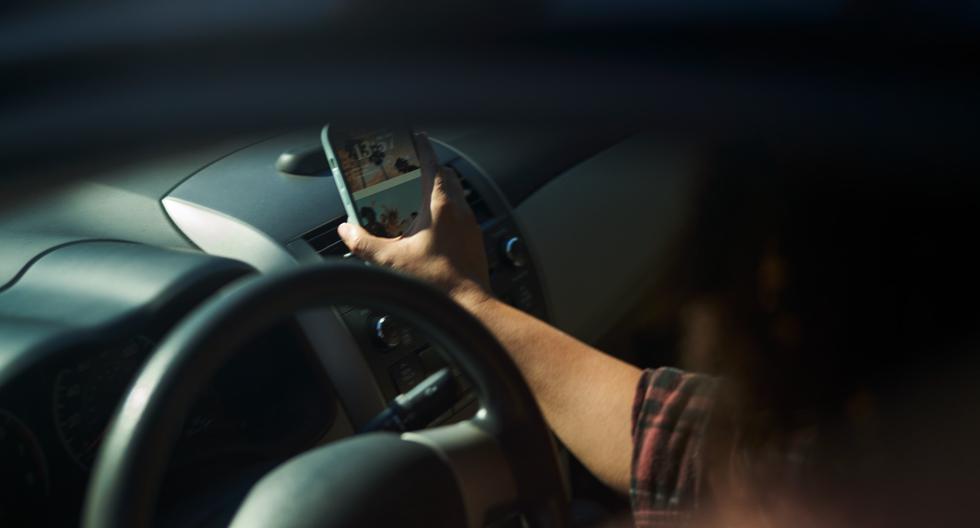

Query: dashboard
[0,127,697,526]
[159,132,552,424]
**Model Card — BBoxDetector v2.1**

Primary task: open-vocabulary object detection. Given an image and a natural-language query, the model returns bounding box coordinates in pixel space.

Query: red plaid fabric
[630,368,720,527]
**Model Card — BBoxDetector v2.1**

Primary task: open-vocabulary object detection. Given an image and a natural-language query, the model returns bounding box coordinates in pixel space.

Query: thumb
[337,222,389,261]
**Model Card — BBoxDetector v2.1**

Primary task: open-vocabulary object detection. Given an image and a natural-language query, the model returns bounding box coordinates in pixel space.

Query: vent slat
[318,240,349,257]
[301,216,345,254]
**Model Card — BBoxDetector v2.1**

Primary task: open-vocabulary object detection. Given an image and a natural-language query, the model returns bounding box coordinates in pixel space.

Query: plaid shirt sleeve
[630,367,719,527]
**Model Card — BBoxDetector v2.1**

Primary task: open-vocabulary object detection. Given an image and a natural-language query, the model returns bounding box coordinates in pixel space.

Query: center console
[161,131,548,430]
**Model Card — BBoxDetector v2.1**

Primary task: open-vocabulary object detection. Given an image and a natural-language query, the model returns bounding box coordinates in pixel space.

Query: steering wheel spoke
[403,420,518,527]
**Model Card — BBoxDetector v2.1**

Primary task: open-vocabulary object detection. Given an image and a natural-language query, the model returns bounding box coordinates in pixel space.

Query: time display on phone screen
[333,127,423,238]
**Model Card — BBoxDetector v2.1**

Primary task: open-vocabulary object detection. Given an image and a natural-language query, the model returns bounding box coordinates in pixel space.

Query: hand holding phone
[335,131,492,304]
[322,125,424,238]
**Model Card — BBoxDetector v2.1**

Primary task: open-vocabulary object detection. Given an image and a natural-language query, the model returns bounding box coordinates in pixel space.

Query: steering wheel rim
[82,260,567,527]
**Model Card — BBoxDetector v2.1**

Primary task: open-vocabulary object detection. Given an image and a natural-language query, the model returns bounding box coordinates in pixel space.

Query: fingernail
[337,222,349,237]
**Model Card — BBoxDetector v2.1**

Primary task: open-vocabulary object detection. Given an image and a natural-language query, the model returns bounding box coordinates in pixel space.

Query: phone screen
[326,126,423,238]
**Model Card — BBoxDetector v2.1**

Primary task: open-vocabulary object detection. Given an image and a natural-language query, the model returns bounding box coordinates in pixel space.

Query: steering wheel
[82,261,567,527]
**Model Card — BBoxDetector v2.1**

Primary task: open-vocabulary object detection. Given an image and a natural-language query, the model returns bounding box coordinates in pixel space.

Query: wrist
[449,279,494,313]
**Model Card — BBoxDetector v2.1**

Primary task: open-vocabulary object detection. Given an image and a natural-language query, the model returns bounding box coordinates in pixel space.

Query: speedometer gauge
[53,336,154,469]
[0,410,49,525]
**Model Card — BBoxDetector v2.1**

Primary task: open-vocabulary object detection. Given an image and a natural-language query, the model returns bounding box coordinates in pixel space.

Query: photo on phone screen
[322,125,423,238]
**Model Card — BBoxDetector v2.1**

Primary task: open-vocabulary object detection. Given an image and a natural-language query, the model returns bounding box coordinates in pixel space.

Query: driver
[337,133,980,527]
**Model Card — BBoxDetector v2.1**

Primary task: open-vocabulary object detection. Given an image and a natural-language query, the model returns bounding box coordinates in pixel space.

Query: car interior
[2,2,979,527]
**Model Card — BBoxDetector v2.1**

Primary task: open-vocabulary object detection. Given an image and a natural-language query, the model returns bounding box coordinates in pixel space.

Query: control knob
[372,315,401,349]
[502,236,528,268]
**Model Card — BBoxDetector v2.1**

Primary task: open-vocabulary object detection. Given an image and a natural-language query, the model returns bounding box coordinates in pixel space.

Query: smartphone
[321,124,424,238]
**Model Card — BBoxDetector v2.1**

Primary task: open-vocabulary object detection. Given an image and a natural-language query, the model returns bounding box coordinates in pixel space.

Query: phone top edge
[320,123,359,224]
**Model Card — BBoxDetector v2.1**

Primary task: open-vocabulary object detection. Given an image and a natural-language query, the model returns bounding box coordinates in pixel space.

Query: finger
[436,165,467,205]
[337,222,390,261]
[430,166,471,223]
[413,133,469,221]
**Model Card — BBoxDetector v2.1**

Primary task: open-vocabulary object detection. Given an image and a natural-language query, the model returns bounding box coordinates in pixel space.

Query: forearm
[333,153,641,493]
[455,289,642,494]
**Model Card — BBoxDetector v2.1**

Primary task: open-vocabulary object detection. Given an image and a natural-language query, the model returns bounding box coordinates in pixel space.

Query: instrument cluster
[0,321,334,526]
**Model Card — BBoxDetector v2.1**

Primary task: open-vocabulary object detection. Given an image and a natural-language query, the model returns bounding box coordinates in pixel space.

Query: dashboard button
[502,236,528,268]
[372,315,401,349]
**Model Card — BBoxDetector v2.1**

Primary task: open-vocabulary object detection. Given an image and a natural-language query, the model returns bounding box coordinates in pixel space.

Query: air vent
[301,176,493,259]
[458,175,494,225]
[301,216,348,257]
